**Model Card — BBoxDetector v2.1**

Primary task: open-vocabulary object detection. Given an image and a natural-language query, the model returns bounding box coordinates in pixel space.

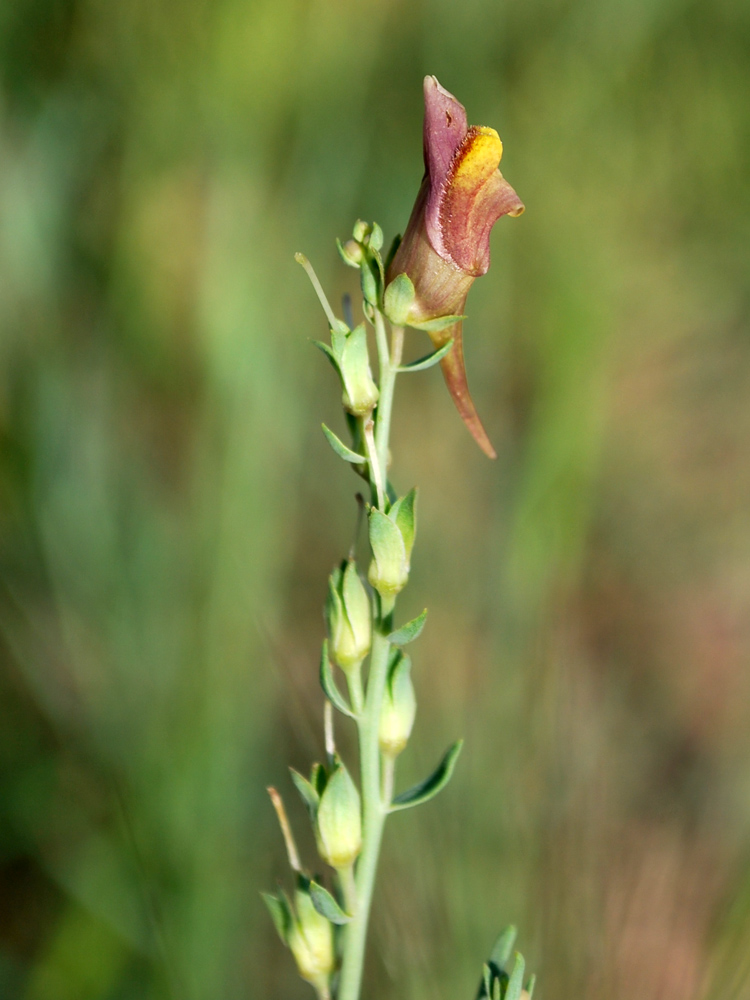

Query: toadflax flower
[386,76,524,458]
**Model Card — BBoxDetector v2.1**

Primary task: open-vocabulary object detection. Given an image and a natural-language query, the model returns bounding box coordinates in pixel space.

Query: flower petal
[439,126,524,276]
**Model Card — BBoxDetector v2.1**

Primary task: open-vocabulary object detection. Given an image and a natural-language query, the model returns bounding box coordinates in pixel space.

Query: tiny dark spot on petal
[446,111,453,126]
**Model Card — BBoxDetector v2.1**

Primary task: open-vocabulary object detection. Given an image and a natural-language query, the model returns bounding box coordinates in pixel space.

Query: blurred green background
[1,0,750,997]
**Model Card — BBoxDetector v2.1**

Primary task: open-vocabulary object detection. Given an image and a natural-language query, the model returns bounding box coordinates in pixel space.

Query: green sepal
[310,762,327,798]
[368,221,384,252]
[321,424,367,464]
[491,926,517,971]
[389,739,463,811]
[262,890,293,945]
[308,879,352,925]
[387,609,427,646]
[360,256,381,307]
[319,641,356,718]
[408,313,466,333]
[290,767,320,818]
[330,324,348,357]
[505,954,525,1000]
[388,488,417,565]
[483,964,493,1000]
[396,340,454,373]
[313,340,341,370]
[383,272,416,326]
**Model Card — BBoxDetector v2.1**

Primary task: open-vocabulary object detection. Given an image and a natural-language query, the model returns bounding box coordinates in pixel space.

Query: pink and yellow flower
[387,76,524,458]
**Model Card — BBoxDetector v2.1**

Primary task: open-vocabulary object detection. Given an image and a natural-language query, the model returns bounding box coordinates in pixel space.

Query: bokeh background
[2,0,750,997]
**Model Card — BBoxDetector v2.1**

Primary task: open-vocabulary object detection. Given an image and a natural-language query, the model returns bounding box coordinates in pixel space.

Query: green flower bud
[288,885,335,989]
[367,508,408,600]
[338,238,364,268]
[316,760,362,869]
[383,272,416,326]
[379,651,417,758]
[367,490,417,603]
[326,561,372,672]
[339,323,379,416]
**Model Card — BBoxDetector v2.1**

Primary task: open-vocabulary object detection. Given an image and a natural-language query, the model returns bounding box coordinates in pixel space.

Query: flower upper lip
[422,75,524,276]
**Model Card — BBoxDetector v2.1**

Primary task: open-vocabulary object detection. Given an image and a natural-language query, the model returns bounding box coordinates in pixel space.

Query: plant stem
[337,311,401,1000]
[337,627,391,1000]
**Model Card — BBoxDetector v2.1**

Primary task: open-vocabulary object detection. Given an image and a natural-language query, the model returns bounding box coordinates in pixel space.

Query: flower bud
[288,884,335,989]
[379,651,416,757]
[316,760,362,869]
[367,508,409,601]
[325,560,372,672]
[338,238,364,268]
[367,490,417,604]
[338,323,379,416]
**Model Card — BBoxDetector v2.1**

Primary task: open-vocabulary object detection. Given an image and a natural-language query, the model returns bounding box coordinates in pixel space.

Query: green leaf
[289,768,320,818]
[387,609,427,646]
[396,340,455,372]
[525,974,536,999]
[389,739,463,811]
[505,954,525,1000]
[319,641,356,718]
[310,762,327,798]
[262,891,292,945]
[321,424,367,464]
[308,879,352,925]
[407,313,466,333]
[490,926,517,971]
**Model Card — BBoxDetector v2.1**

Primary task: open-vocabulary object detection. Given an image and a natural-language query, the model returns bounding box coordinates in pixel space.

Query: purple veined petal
[422,77,469,260]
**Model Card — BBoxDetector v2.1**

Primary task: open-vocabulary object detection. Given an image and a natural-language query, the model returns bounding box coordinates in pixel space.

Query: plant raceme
[264,77,534,1000]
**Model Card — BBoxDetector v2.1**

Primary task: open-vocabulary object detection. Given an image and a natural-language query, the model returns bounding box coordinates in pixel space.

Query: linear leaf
[309,879,352,925]
[396,340,454,372]
[321,424,367,463]
[387,609,427,646]
[525,974,536,999]
[389,739,463,811]
[319,641,356,718]
[505,954,525,1000]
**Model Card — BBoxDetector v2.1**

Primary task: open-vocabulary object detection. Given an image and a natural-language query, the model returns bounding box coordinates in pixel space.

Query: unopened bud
[339,324,379,416]
[383,272,416,326]
[367,508,408,601]
[289,885,335,988]
[338,238,364,268]
[316,760,362,869]
[379,651,416,757]
[326,561,371,672]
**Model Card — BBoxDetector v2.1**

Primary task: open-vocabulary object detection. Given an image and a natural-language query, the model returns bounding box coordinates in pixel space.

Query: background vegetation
[1,0,750,997]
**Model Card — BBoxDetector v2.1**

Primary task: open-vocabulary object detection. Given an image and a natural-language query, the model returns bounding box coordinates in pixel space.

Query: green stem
[337,628,391,1000]
[337,312,401,1000]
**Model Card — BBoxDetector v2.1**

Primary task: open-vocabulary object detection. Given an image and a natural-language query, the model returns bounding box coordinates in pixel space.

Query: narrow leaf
[319,641,356,719]
[396,340,454,372]
[262,892,292,945]
[289,767,319,818]
[525,974,536,999]
[505,954,526,1000]
[321,424,367,464]
[408,313,466,333]
[490,926,517,971]
[309,879,352,925]
[389,739,463,811]
[387,609,428,646]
